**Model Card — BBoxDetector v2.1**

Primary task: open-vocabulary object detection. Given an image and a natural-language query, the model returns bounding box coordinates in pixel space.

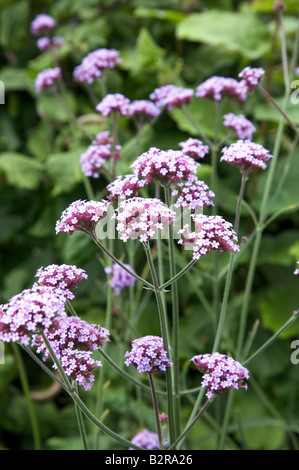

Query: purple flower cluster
[220,139,272,173]
[223,113,256,140]
[34,67,61,92]
[125,335,173,373]
[195,76,248,101]
[150,84,194,110]
[128,100,161,120]
[55,199,110,236]
[36,36,64,51]
[178,214,239,260]
[80,142,121,179]
[191,352,249,399]
[129,429,162,450]
[73,48,121,84]
[179,138,210,160]
[107,174,147,202]
[0,286,66,346]
[34,316,110,390]
[113,197,176,243]
[238,66,265,92]
[96,93,131,117]
[172,175,215,210]
[30,14,56,36]
[34,264,88,300]
[130,147,198,185]
[104,263,136,294]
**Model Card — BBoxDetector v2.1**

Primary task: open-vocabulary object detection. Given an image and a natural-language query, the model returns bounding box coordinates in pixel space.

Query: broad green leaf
[0,67,34,93]
[135,28,165,72]
[0,152,43,189]
[251,0,299,12]
[254,95,299,125]
[45,149,84,196]
[134,7,186,23]
[36,92,77,123]
[176,10,270,60]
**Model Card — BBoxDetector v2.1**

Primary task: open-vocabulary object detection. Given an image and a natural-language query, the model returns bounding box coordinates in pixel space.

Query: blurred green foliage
[0,0,299,450]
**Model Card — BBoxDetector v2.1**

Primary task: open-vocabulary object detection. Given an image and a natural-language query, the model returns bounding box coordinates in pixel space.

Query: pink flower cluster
[35,67,61,92]
[36,36,64,51]
[107,174,147,202]
[191,352,249,399]
[129,429,162,450]
[178,214,239,260]
[196,76,248,101]
[223,113,256,140]
[130,147,198,185]
[96,93,131,117]
[34,316,110,390]
[104,263,136,294]
[238,66,265,92]
[220,139,272,173]
[113,197,176,243]
[34,264,88,300]
[73,48,121,84]
[55,199,110,235]
[30,14,56,36]
[0,286,66,346]
[128,100,161,120]
[125,335,173,373]
[179,138,210,160]
[150,84,194,110]
[172,175,215,210]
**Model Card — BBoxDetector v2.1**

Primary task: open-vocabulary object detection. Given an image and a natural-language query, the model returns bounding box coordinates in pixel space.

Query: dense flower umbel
[34,264,88,300]
[33,316,110,390]
[129,429,162,450]
[35,67,61,92]
[125,335,173,373]
[107,174,147,202]
[191,353,249,399]
[195,76,248,101]
[0,286,67,346]
[223,113,256,140]
[128,100,161,120]
[179,138,210,160]
[172,175,215,210]
[113,197,176,243]
[55,199,110,235]
[131,147,198,185]
[104,263,136,295]
[178,214,239,260]
[80,143,121,179]
[30,14,56,36]
[238,66,265,92]
[149,84,194,110]
[96,93,131,117]
[220,139,272,173]
[73,48,121,84]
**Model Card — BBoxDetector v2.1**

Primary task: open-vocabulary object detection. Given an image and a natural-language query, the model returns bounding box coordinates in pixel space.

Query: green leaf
[134,7,186,23]
[134,28,165,72]
[176,10,270,60]
[251,0,299,12]
[0,152,43,189]
[36,92,77,123]
[45,149,84,196]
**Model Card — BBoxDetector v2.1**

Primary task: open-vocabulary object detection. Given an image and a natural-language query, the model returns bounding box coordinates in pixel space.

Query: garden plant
[1,0,299,451]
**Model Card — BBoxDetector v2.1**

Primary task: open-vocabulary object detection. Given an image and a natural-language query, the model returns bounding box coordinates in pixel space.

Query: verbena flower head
[125,335,173,373]
[96,93,130,117]
[178,214,239,260]
[73,48,121,85]
[30,14,56,36]
[34,264,88,300]
[195,76,248,101]
[223,113,256,140]
[294,261,299,275]
[34,67,61,92]
[238,66,265,92]
[150,84,194,110]
[129,429,163,450]
[92,130,113,146]
[191,352,250,399]
[104,263,136,294]
[33,316,110,390]
[172,175,215,210]
[113,197,176,243]
[179,138,210,160]
[36,36,64,51]
[55,199,110,236]
[107,174,147,202]
[128,100,161,120]
[220,139,272,173]
[0,286,66,346]
[131,147,198,185]
[80,143,121,179]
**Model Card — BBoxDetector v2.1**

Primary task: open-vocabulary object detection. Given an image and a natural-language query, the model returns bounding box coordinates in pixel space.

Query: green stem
[148,373,164,450]
[11,344,41,450]
[74,383,89,450]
